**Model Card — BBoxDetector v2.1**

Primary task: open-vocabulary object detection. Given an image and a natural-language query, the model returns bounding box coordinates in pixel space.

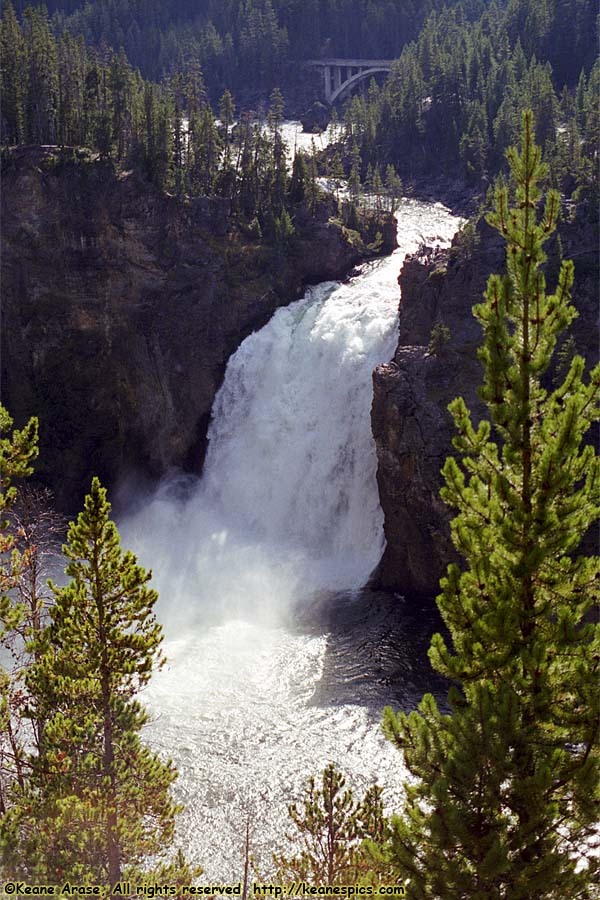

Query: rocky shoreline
[400,173,480,219]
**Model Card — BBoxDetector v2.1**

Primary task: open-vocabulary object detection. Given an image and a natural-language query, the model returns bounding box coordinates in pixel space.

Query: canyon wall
[2,147,392,511]
[371,215,599,600]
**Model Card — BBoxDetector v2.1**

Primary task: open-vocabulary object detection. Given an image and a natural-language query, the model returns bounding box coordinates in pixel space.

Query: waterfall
[122,198,461,877]
[125,200,459,623]
[198,274,394,589]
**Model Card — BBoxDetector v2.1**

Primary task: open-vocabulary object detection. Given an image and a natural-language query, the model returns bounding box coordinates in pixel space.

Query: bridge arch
[329,67,391,104]
[306,58,393,105]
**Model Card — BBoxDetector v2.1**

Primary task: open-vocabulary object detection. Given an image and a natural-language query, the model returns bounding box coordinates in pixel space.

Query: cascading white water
[123,198,461,879]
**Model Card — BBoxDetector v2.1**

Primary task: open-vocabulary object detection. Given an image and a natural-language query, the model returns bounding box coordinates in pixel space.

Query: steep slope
[1,147,389,511]
[371,216,599,600]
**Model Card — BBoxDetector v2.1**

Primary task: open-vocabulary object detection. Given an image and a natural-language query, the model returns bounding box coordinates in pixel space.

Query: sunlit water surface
[123,199,460,879]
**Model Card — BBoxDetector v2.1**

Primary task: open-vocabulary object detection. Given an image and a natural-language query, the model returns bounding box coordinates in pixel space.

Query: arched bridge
[306,58,394,104]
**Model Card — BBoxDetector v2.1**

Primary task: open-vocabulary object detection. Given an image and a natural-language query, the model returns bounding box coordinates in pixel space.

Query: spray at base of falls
[123,199,461,878]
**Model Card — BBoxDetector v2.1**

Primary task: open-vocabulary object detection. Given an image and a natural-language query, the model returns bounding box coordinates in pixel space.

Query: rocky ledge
[1,146,395,512]
[371,215,599,601]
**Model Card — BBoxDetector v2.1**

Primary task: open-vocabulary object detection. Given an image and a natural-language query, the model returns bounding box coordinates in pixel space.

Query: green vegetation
[427,321,451,356]
[0,408,40,822]
[1,0,599,887]
[0,3,312,237]
[340,0,598,212]
[3,0,597,221]
[275,764,388,884]
[0,418,195,885]
[12,0,470,100]
[0,409,38,601]
[0,2,397,252]
[373,112,599,898]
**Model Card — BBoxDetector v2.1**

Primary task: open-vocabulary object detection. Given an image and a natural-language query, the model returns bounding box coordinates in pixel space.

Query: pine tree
[267,86,284,136]
[57,32,84,147]
[305,141,320,213]
[169,73,186,196]
[372,164,384,214]
[348,142,362,202]
[271,129,288,212]
[189,103,220,197]
[2,478,193,886]
[330,150,345,203]
[1,484,63,808]
[23,5,59,144]
[219,88,235,165]
[269,206,295,258]
[289,150,308,205]
[348,163,361,203]
[110,48,133,160]
[376,112,600,899]
[184,57,205,121]
[0,0,26,144]
[0,407,39,816]
[275,764,387,885]
[384,164,402,213]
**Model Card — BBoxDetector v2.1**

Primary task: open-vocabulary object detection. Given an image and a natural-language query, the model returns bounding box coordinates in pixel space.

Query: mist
[117,200,461,877]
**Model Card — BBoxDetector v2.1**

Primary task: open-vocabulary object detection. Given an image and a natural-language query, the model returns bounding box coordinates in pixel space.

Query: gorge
[2,0,598,888]
[3,131,598,884]
[1,143,463,875]
[0,141,394,513]
[120,198,461,877]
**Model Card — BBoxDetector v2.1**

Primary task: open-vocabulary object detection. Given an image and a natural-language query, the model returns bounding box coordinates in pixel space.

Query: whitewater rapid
[123,199,460,878]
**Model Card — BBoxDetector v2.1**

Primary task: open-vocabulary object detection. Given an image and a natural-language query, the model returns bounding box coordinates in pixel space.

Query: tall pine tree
[0,407,39,818]
[2,478,194,887]
[375,111,599,899]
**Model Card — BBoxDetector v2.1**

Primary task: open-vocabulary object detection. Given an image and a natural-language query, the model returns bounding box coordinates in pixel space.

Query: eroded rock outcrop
[371,216,599,600]
[2,147,384,511]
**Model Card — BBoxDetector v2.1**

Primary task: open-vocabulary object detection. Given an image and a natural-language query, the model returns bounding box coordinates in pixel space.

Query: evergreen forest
[1,0,598,895]
[1,0,598,214]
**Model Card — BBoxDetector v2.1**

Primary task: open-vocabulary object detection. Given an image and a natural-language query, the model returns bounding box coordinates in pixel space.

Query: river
[122,196,461,879]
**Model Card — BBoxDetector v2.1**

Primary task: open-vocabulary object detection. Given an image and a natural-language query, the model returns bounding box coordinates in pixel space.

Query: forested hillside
[0,1,332,241]
[3,0,597,216]
[339,0,598,209]
[9,0,474,97]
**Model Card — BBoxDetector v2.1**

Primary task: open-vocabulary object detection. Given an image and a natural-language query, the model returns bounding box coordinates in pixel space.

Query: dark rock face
[371,217,599,600]
[1,148,371,512]
[300,102,330,133]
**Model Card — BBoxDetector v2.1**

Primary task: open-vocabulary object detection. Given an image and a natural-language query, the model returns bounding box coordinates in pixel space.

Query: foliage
[366,231,383,254]
[3,0,598,217]
[0,1,318,244]
[274,764,390,885]
[552,333,577,388]
[343,200,361,233]
[377,112,600,898]
[0,406,39,817]
[1,485,64,822]
[289,151,309,205]
[271,207,295,253]
[427,321,451,356]
[384,164,402,213]
[28,0,469,100]
[0,407,39,539]
[341,0,598,210]
[2,478,195,884]
[449,218,480,263]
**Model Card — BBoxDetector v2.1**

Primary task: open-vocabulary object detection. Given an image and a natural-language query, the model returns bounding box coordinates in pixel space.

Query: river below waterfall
[122,199,461,879]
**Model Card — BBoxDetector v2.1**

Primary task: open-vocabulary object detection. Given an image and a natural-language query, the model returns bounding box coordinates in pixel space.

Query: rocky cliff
[371,215,599,600]
[2,146,394,512]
